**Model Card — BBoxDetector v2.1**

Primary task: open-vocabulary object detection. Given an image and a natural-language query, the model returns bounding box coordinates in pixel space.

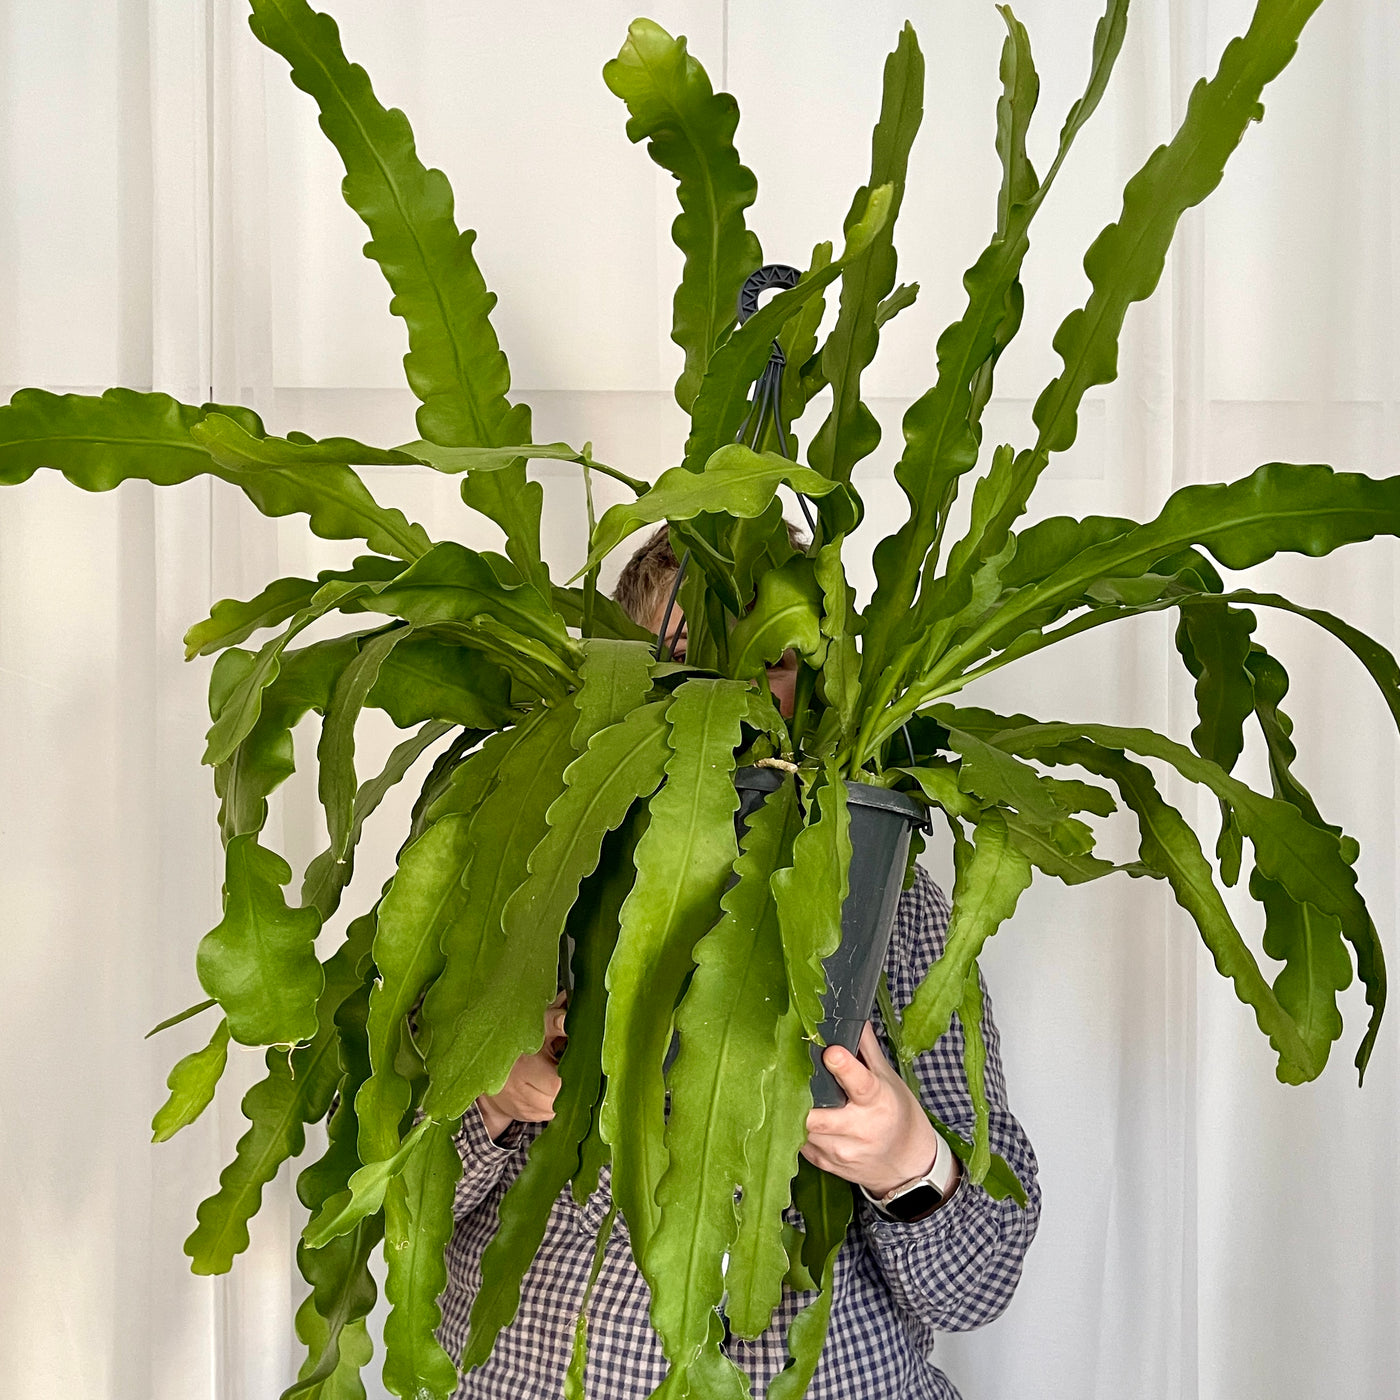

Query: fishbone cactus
[1,1,1392,1396]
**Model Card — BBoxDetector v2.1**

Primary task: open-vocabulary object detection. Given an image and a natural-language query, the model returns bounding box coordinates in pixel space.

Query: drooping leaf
[647,773,802,1381]
[1175,597,1258,772]
[902,811,1032,1055]
[186,933,368,1272]
[303,1119,433,1249]
[1252,868,1353,1073]
[958,965,991,1184]
[463,815,641,1369]
[145,997,218,1039]
[196,835,324,1046]
[765,1162,853,1400]
[428,699,671,1125]
[726,1001,811,1340]
[151,1017,231,1143]
[356,812,475,1163]
[302,720,458,920]
[599,679,750,1258]
[772,764,851,1039]
[807,24,923,487]
[941,703,1385,1076]
[319,629,409,861]
[1053,740,1328,1083]
[418,706,578,1096]
[603,18,762,412]
[944,725,1068,826]
[562,1205,618,1400]
[381,1119,463,1400]
[580,445,856,578]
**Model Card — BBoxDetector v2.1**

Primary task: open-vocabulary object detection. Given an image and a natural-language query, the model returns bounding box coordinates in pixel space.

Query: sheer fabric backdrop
[1,2,1396,1397]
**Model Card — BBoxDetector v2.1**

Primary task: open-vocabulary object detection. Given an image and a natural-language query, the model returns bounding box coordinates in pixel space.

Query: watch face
[883,1184,943,1222]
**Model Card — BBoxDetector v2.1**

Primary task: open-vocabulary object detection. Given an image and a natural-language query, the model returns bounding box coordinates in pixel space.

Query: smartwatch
[862,1133,960,1222]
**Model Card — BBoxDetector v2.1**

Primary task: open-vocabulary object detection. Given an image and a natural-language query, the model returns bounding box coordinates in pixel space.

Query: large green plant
[2,1,1392,1396]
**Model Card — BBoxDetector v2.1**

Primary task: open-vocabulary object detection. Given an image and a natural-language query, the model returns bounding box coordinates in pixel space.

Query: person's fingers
[821,1042,881,1106]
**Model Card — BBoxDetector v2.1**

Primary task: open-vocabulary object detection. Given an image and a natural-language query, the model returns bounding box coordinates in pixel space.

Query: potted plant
[1,0,1392,1397]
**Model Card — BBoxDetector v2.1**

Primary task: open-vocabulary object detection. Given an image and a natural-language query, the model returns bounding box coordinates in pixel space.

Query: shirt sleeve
[860,866,1043,1340]
[450,1102,530,1217]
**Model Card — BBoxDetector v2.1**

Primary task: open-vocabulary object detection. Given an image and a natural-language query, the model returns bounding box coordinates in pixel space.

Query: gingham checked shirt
[440,868,1042,1399]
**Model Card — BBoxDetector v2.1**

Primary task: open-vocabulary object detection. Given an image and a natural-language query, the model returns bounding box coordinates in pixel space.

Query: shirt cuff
[861,1167,970,1234]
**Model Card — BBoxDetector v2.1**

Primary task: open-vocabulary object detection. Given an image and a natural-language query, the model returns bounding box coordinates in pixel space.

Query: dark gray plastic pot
[734,766,927,1108]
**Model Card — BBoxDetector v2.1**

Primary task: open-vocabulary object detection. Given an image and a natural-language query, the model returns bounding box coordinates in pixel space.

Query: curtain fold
[1,3,1396,1398]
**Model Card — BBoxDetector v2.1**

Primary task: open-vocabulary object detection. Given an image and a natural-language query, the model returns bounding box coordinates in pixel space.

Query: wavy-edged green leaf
[903,811,1032,1055]
[1052,740,1327,1082]
[417,706,577,1093]
[196,835,323,1046]
[463,815,641,1369]
[360,542,570,655]
[772,764,851,1039]
[812,538,861,746]
[203,582,373,768]
[1003,811,1124,886]
[214,634,363,844]
[726,1001,810,1340]
[245,0,530,454]
[875,973,1029,1208]
[935,463,1400,689]
[765,1162,853,1400]
[874,281,920,331]
[580,445,855,578]
[944,724,1068,825]
[648,773,802,1379]
[192,413,432,561]
[302,720,458,920]
[151,1017,231,1143]
[187,577,321,660]
[600,679,750,1258]
[381,1118,463,1400]
[603,18,762,412]
[861,0,1128,681]
[808,24,923,487]
[728,557,825,680]
[429,700,671,1127]
[319,629,409,860]
[369,636,513,732]
[1252,868,1353,1073]
[958,966,991,1184]
[356,812,475,1163]
[942,703,1385,1075]
[186,940,363,1272]
[681,184,894,478]
[562,1204,618,1400]
[285,930,380,1400]
[894,762,983,823]
[778,242,835,429]
[304,1118,433,1249]
[1175,599,1258,771]
[568,638,657,742]
[0,387,215,487]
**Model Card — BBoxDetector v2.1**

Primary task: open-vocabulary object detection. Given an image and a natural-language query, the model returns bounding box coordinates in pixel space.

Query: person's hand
[476,993,568,1141]
[801,1022,953,1199]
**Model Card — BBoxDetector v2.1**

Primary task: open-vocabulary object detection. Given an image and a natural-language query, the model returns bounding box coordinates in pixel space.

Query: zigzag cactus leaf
[382,1119,463,1400]
[902,811,1032,1056]
[600,679,750,1259]
[196,835,324,1046]
[604,19,762,413]
[647,771,802,1383]
[150,1017,231,1143]
[463,815,642,1369]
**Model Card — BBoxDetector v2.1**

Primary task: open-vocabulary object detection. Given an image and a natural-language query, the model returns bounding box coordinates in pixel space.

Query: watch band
[862,1132,960,1222]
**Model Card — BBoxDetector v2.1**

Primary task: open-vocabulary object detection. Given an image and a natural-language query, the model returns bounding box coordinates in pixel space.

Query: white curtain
[1,2,1396,1397]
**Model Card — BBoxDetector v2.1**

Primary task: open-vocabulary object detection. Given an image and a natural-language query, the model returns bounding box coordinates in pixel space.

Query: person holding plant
[440,527,1043,1400]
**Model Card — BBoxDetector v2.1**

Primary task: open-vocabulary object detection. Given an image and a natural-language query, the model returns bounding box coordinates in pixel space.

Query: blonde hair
[612,520,808,625]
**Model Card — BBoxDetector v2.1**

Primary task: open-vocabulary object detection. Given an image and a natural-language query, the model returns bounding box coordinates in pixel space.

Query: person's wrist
[861,1113,941,1198]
